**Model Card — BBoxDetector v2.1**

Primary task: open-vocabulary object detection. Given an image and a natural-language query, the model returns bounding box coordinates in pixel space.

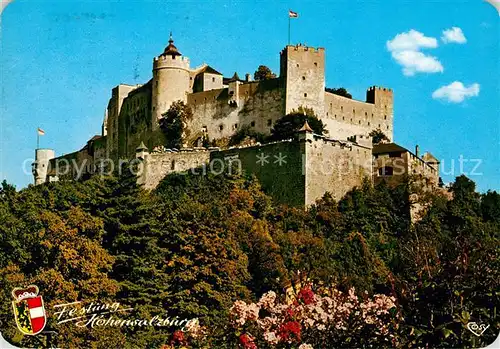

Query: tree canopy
[0,171,498,348]
[253,65,277,81]
[325,87,352,99]
[270,106,327,141]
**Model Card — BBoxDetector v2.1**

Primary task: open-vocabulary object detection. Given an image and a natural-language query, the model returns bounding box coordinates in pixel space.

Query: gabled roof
[198,65,223,76]
[372,143,407,155]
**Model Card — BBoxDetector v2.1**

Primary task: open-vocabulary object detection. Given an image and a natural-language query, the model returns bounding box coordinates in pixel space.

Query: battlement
[280,45,325,55]
[367,86,392,92]
[153,55,190,70]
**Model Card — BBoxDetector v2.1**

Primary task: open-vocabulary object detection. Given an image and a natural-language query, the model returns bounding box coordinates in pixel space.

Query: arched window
[378,166,394,176]
[171,160,176,170]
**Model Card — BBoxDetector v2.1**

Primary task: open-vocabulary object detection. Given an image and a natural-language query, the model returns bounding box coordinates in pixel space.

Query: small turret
[33,149,55,185]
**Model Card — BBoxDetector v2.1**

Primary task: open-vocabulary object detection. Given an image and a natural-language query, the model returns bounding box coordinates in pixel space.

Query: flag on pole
[37,128,45,136]
[289,10,298,18]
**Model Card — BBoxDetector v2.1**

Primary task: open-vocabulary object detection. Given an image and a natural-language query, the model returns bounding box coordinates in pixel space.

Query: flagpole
[288,15,291,45]
[37,130,39,150]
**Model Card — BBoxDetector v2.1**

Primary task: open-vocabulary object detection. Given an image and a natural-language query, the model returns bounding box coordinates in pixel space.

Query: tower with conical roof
[151,33,191,127]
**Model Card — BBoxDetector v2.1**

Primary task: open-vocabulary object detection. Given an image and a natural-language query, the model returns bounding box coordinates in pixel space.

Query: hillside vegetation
[0,170,498,348]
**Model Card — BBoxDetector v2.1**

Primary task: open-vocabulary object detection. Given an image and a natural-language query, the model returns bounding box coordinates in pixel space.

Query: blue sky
[1,0,499,191]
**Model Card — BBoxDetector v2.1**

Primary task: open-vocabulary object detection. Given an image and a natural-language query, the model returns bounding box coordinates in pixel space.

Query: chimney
[245,73,251,82]
[415,145,420,158]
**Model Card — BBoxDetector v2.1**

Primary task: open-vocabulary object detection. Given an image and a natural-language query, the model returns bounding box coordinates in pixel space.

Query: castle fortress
[33,36,440,207]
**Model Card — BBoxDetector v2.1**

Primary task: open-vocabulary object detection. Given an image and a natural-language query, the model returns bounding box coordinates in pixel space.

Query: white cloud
[387,30,443,76]
[391,50,444,76]
[441,27,467,44]
[432,81,480,103]
[386,29,438,51]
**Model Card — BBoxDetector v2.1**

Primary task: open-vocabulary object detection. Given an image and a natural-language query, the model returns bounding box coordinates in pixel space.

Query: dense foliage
[254,66,277,81]
[369,128,391,144]
[325,87,352,99]
[270,107,327,141]
[159,101,194,149]
[0,171,498,348]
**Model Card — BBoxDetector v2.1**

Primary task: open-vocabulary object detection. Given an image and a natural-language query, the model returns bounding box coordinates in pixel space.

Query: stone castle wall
[186,79,284,142]
[138,150,211,190]
[304,134,372,205]
[212,140,306,206]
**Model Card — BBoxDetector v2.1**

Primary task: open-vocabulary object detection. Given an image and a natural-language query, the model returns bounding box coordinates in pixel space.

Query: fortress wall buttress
[211,140,306,207]
[304,135,372,205]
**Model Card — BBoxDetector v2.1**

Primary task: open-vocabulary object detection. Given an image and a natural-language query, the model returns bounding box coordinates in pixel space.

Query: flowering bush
[230,284,400,348]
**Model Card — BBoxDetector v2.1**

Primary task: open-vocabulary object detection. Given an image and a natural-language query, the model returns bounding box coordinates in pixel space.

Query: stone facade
[33,36,440,208]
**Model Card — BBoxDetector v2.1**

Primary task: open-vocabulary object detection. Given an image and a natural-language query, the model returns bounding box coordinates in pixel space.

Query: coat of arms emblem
[11,285,46,335]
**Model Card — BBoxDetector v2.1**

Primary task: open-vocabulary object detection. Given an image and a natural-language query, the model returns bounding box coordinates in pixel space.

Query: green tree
[325,87,352,99]
[253,65,276,81]
[159,100,194,149]
[270,106,326,141]
[369,128,390,144]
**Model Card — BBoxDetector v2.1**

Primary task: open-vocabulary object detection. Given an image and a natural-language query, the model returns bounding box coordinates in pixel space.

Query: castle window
[378,166,394,176]
[190,77,193,80]
[171,160,176,170]
[353,108,355,114]
[384,115,387,120]
[202,125,207,133]
[365,112,367,117]
[372,113,374,117]
[234,123,238,129]
[326,112,329,116]
[358,120,361,124]
[251,121,255,127]
[212,77,215,82]
[387,125,390,130]
[302,76,306,80]
[314,62,318,67]
[172,55,176,59]
[341,106,343,112]
[368,122,370,126]
[219,125,224,131]
[378,124,381,128]
[342,116,345,121]
[296,64,300,67]
[334,114,337,118]
[304,93,307,97]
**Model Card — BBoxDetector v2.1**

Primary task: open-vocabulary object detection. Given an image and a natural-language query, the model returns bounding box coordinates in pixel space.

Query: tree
[369,128,390,144]
[159,101,194,149]
[253,65,276,81]
[270,106,327,141]
[325,87,352,99]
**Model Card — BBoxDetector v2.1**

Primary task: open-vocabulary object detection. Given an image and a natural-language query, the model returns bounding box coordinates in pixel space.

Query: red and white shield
[11,285,46,335]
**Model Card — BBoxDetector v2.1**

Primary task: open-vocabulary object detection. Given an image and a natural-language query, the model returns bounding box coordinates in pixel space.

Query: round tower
[32,148,55,185]
[152,34,191,127]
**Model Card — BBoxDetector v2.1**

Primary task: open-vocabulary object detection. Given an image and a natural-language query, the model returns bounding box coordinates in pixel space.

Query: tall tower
[280,45,325,116]
[32,149,55,185]
[151,34,191,128]
[366,86,394,141]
